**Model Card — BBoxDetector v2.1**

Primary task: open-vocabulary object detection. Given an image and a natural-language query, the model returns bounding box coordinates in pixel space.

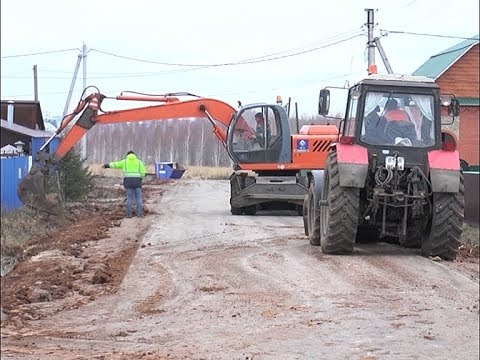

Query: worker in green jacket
[103,150,146,218]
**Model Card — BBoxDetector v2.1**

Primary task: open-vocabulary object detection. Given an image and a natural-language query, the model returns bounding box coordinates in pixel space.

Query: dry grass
[461,223,479,246]
[88,164,232,180]
[0,207,50,258]
[181,166,231,179]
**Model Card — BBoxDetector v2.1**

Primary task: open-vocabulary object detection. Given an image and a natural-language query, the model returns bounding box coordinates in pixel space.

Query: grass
[461,223,480,246]
[88,164,232,180]
[0,207,50,258]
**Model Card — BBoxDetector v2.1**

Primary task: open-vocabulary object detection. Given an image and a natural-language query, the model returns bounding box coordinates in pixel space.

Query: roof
[358,73,439,89]
[0,100,45,130]
[363,73,435,83]
[0,119,54,138]
[1,144,20,155]
[412,35,479,80]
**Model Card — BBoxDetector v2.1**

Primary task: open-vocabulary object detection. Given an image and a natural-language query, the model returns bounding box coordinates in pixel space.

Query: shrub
[54,147,94,202]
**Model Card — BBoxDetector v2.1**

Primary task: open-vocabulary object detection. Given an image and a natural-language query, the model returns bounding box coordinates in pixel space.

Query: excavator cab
[227,104,291,167]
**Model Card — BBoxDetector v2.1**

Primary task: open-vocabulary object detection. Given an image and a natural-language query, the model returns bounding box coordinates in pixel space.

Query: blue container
[154,161,186,180]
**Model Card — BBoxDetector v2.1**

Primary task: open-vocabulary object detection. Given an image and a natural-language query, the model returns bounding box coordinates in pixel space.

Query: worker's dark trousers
[126,187,143,217]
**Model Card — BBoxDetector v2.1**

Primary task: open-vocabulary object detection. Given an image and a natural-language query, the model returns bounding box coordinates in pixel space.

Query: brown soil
[0,176,166,325]
[0,178,477,359]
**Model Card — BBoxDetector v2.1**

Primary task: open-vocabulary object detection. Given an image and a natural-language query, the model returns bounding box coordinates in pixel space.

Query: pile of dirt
[1,176,165,325]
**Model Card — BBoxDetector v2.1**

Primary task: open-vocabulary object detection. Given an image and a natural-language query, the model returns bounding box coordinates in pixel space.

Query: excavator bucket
[17,151,63,215]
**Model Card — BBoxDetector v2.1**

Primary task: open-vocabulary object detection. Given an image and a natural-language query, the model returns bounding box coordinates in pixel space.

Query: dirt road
[1,180,479,359]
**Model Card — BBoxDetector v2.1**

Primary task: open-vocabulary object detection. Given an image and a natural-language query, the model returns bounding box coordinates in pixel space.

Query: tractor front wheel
[320,152,360,255]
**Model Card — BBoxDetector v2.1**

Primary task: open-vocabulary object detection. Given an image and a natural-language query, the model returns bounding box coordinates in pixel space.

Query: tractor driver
[382,99,417,146]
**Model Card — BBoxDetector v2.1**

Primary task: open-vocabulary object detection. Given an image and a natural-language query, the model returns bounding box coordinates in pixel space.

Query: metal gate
[464,172,479,225]
[0,156,31,212]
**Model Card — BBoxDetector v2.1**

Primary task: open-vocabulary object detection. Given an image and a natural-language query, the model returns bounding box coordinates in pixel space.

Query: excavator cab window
[229,105,283,164]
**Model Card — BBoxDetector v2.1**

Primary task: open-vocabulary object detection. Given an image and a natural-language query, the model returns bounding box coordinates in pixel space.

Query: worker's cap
[127,150,135,155]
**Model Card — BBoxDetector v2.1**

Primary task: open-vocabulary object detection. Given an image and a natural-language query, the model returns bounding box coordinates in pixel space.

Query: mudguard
[428,149,461,193]
[335,143,368,188]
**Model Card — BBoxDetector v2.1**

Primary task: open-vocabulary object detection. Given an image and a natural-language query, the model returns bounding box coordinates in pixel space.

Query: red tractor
[303,74,464,260]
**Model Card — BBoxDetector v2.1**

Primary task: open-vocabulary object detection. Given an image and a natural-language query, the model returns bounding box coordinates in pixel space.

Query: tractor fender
[428,149,461,193]
[335,143,368,188]
[308,170,325,210]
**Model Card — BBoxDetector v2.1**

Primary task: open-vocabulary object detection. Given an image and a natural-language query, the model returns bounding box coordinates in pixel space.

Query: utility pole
[63,53,82,118]
[374,37,394,74]
[81,42,88,160]
[365,8,376,74]
[365,9,394,74]
[33,65,38,101]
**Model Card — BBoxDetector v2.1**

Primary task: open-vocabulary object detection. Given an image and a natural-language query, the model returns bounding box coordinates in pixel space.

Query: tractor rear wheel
[320,152,360,254]
[306,181,321,245]
[422,173,464,261]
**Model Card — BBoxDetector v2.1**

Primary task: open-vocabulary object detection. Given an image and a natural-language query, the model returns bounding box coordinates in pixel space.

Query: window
[232,106,280,151]
[361,92,435,147]
[344,97,358,137]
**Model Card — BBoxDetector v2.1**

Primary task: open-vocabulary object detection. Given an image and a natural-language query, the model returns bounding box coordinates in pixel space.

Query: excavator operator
[253,112,271,148]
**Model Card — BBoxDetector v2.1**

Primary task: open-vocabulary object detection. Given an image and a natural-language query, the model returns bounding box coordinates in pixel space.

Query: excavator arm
[18,90,239,213]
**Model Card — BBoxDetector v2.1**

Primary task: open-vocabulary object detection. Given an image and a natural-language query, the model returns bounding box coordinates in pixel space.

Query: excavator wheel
[230,206,243,215]
[320,151,359,255]
[295,205,304,216]
[243,205,257,216]
[306,181,321,245]
[422,173,464,261]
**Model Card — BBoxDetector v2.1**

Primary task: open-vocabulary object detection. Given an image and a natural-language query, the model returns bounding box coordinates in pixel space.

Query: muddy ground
[1,178,479,360]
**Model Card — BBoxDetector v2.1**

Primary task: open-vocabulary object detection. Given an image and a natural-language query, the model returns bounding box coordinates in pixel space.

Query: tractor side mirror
[449,98,460,117]
[318,89,330,115]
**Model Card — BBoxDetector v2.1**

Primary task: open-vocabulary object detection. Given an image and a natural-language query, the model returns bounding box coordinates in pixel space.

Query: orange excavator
[18,87,339,215]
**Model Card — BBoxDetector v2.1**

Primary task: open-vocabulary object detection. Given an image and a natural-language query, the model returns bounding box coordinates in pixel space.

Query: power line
[2,33,365,80]
[379,30,479,40]
[89,32,364,68]
[1,48,81,59]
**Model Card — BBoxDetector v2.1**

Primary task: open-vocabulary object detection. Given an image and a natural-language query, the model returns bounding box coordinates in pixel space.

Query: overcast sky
[1,0,478,118]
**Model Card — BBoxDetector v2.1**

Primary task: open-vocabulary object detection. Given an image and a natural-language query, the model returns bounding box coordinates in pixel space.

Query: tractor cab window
[344,90,359,137]
[361,92,435,147]
[232,106,280,152]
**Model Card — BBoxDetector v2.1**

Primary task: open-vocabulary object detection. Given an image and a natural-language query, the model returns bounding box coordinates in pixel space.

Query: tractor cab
[227,104,292,166]
[318,74,460,152]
